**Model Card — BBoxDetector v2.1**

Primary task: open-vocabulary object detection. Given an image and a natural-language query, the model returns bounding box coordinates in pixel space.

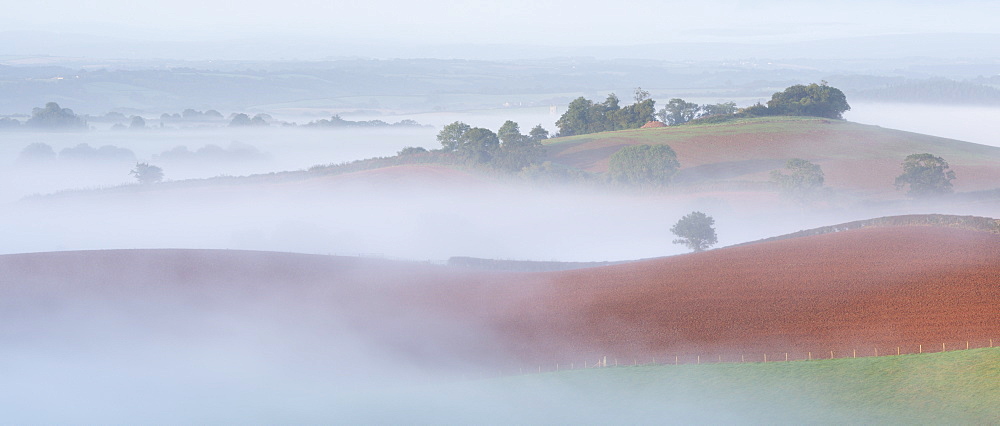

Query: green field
[410,347,1000,423]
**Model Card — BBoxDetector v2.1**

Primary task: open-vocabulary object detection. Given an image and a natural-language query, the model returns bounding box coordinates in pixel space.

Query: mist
[2,0,999,421]
[846,102,1000,147]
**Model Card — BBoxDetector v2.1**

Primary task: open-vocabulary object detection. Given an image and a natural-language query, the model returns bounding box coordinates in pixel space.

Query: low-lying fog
[846,102,1000,147]
[3,104,998,261]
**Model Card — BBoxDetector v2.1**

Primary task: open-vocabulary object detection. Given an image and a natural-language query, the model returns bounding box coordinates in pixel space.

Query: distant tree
[608,144,680,186]
[613,96,656,130]
[0,117,21,129]
[397,146,428,156]
[228,113,253,127]
[497,120,523,146]
[437,121,472,151]
[181,109,202,120]
[528,124,549,141]
[250,114,269,126]
[456,127,500,163]
[739,102,772,117]
[701,102,737,117]
[766,83,850,119]
[129,115,146,129]
[556,93,653,136]
[495,120,545,171]
[555,97,596,137]
[671,211,718,252]
[17,143,56,163]
[59,143,135,162]
[633,87,651,103]
[251,113,272,126]
[657,98,700,125]
[130,162,164,184]
[894,153,956,197]
[770,158,826,203]
[227,113,272,127]
[26,102,87,130]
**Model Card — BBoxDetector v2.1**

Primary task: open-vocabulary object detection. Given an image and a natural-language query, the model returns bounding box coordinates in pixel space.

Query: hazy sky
[5,0,999,46]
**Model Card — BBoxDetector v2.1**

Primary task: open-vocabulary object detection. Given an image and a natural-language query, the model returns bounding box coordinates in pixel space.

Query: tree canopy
[894,153,956,197]
[657,98,700,125]
[555,89,656,136]
[765,83,851,119]
[608,144,680,186]
[130,162,164,184]
[671,211,718,252]
[26,102,87,130]
[770,158,826,203]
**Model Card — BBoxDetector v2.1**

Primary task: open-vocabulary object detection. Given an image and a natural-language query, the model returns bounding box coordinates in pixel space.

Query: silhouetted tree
[770,158,825,203]
[17,143,56,163]
[671,211,718,252]
[894,153,956,197]
[228,113,253,127]
[130,162,164,184]
[26,102,86,130]
[129,116,146,129]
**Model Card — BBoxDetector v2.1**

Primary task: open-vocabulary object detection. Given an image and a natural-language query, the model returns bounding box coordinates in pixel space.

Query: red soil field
[2,225,997,369]
[545,119,1000,197]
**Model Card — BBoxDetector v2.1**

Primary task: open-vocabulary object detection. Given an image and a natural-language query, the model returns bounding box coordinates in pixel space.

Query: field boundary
[503,337,997,376]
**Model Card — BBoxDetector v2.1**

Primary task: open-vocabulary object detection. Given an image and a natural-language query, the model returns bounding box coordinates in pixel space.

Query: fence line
[496,337,997,377]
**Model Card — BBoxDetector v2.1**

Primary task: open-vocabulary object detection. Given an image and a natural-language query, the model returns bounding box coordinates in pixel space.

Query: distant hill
[544,116,1000,197]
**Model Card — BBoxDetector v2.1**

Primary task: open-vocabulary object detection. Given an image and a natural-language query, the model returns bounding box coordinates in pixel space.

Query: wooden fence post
[919,344,922,354]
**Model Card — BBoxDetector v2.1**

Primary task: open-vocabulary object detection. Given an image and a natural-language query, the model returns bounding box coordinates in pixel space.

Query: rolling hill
[3,218,997,369]
[544,116,1000,197]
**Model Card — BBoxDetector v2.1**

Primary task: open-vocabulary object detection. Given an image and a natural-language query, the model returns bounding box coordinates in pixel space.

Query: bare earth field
[2,224,997,371]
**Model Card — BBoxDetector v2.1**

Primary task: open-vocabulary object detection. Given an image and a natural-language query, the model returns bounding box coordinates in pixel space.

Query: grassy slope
[470,347,1000,423]
[543,117,1000,196]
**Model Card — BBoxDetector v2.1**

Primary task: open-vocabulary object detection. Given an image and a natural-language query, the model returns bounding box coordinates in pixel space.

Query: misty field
[441,347,1000,424]
[4,10,1000,421]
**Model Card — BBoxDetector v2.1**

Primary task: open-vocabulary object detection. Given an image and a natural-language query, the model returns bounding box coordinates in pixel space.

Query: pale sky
[4,0,999,46]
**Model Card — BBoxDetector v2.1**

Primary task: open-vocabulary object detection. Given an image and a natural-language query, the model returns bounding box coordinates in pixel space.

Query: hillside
[544,116,1000,197]
[3,222,997,369]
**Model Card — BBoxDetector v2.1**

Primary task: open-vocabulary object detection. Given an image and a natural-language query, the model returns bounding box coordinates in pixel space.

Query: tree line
[555,82,851,136]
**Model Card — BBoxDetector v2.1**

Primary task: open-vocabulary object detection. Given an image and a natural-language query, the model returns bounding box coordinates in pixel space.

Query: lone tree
[770,158,825,203]
[671,211,718,252]
[608,144,680,186]
[130,162,164,184]
[894,153,956,197]
[766,82,850,119]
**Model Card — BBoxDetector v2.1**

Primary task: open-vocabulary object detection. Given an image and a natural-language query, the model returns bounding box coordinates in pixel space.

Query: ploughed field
[544,117,1000,197]
[1,225,997,370]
